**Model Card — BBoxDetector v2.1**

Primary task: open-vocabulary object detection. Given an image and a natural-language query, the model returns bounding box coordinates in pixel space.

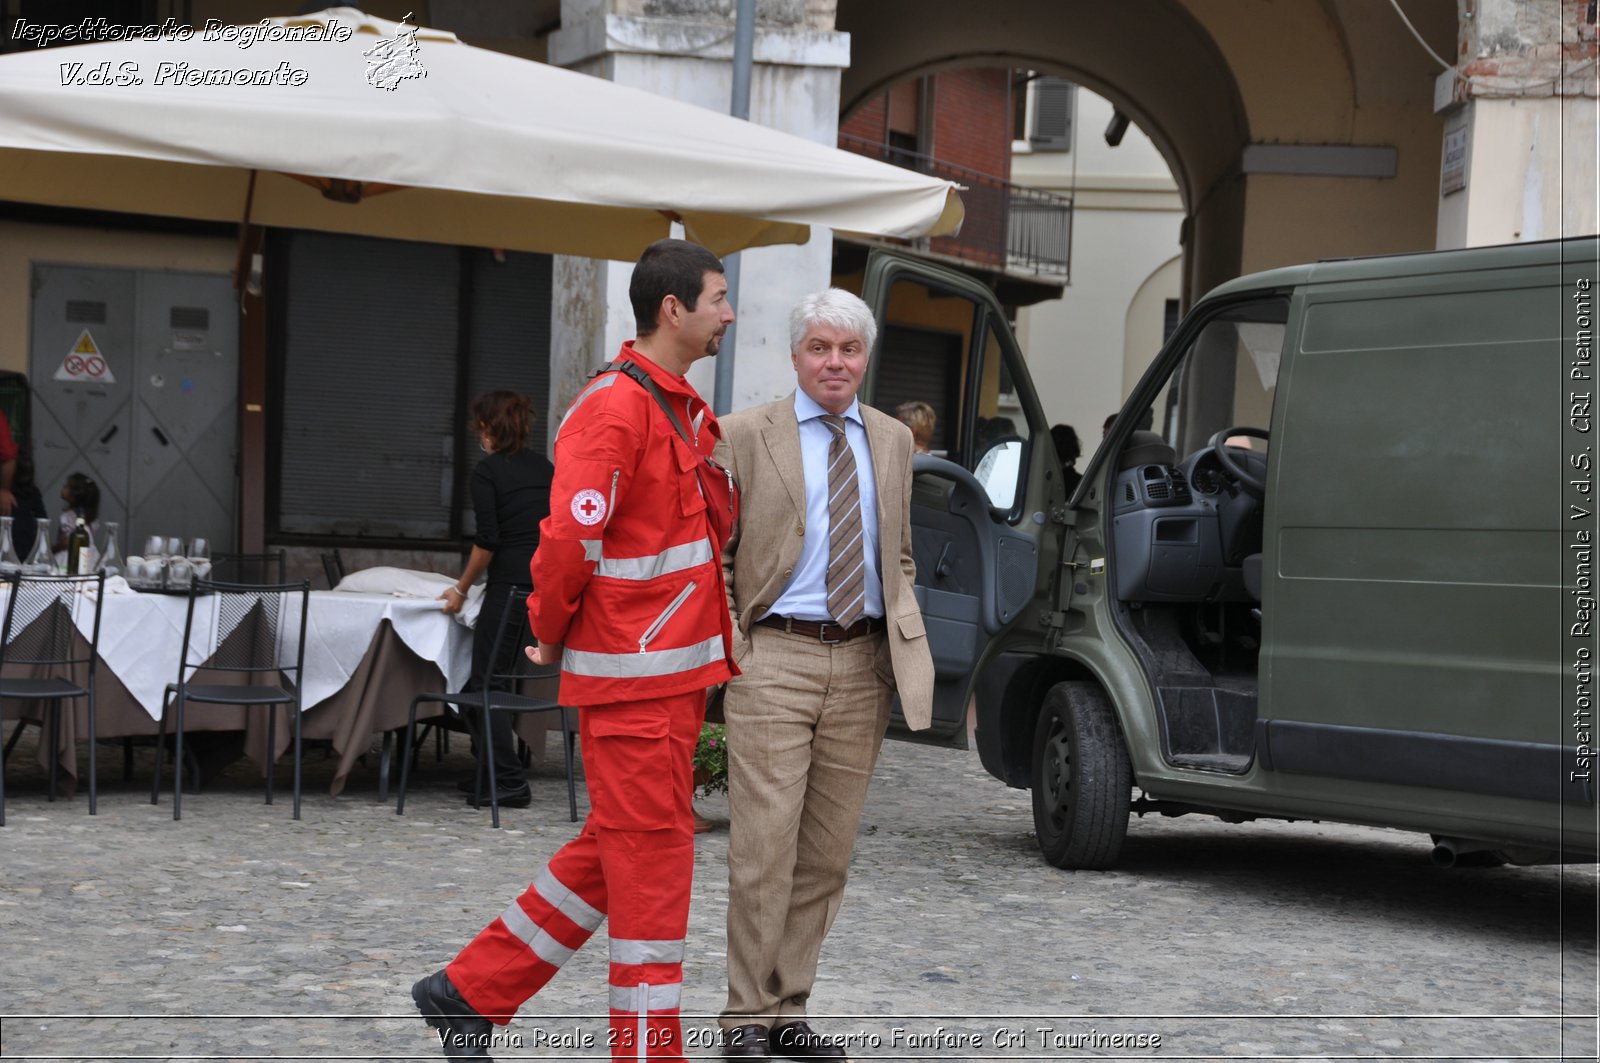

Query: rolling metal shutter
[279,233,462,538]
[871,324,963,454]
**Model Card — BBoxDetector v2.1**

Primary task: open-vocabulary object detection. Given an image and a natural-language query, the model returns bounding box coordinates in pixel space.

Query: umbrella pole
[713,0,757,416]
[232,169,260,293]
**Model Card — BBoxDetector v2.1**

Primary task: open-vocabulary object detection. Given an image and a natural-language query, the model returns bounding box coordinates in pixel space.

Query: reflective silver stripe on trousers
[532,866,605,932]
[608,980,682,1012]
[595,539,714,581]
[610,938,686,966]
[499,901,576,968]
[562,634,724,679]
[556,374,619,438]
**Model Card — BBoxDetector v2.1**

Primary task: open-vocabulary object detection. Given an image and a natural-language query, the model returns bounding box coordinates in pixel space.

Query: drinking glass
[144,535,165,558]
[189,537,212,582]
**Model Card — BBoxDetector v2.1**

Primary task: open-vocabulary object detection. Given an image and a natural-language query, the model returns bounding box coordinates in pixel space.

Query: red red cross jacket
[529,343,738,706]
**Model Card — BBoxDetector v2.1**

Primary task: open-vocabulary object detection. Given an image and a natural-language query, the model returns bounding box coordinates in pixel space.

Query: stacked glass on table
[124,535,211,591]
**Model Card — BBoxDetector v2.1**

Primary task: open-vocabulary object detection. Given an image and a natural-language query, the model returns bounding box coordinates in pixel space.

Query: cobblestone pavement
[1,726,1596,1062]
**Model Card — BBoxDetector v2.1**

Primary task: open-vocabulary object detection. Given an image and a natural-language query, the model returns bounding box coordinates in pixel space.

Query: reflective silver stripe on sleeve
[580,539,603,563]
[594,539,714,581]
[608,980,682,1013]
[532,867,605,932]
[609,938,686,966]
[499,901,577,968]
[556,374,620,438]
[562,635,724,679]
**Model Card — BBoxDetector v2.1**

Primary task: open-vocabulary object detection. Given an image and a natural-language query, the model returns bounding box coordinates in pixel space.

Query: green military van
[861,235,1598,869]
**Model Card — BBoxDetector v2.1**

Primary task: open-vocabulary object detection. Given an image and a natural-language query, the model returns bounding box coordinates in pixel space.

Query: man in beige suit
[713,289,934,1062]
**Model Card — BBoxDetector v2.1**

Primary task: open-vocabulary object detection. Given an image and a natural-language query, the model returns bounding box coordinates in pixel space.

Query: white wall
[545,8,845,429]
[1437,95,1600,249]
[1011,86,1184,448]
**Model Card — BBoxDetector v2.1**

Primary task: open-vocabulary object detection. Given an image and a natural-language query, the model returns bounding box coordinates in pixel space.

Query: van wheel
[1031,681,1132,870]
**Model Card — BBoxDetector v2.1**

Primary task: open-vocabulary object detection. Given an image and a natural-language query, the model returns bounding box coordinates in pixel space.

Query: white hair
[789,288,877,354]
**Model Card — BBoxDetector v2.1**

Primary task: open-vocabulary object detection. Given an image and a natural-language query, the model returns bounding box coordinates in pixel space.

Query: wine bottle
[68,517,92,575]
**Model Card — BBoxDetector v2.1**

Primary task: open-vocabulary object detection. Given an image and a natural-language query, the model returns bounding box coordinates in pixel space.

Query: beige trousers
[720,625,893,1029]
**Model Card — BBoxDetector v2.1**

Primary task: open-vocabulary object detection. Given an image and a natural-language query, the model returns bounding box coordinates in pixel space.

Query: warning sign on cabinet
[54,329,117,383]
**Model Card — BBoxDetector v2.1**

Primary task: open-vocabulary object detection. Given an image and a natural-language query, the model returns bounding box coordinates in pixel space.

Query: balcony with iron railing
[839,134,1073,285]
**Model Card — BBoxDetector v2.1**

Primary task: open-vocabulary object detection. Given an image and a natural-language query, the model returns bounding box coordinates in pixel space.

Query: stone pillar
[1436,0,1598,248]
[544,0,851,440]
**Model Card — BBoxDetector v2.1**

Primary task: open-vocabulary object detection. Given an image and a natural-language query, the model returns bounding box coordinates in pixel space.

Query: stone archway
[836,0,1454,300]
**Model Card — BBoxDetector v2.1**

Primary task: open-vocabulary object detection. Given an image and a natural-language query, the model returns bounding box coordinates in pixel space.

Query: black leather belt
[756,614,884,643]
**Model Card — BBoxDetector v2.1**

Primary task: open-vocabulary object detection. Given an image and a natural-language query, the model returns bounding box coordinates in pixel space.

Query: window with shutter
[271,233,552,543]
[1029,77,1075,152]
[872,324,963,454]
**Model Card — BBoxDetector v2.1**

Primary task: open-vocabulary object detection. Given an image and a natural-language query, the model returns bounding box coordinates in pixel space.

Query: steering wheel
[1206,425,1270,499]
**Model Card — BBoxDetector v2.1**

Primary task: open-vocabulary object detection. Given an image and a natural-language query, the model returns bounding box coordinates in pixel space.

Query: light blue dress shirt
[767,390,884,622]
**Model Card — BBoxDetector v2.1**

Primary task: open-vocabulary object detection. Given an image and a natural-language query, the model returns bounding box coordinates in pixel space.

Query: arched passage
[837,0,1450,300]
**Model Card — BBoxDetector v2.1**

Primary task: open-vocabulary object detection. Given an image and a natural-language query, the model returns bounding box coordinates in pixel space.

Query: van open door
[860,250,1056,746]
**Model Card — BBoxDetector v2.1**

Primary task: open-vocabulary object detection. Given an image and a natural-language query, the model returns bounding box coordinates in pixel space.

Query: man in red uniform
[413,239,740,1062]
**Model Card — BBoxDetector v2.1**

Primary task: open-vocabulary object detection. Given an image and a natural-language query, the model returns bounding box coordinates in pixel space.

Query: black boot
[412,969,495,1061]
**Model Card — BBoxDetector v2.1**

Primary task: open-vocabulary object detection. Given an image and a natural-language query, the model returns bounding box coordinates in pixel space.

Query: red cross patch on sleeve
[571,488,608,526]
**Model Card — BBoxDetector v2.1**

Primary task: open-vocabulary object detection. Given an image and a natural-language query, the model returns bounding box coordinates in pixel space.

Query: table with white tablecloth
[6,578,560,798]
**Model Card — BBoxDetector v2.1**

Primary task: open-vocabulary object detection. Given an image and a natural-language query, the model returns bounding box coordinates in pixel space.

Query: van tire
[1031,681,1132,870]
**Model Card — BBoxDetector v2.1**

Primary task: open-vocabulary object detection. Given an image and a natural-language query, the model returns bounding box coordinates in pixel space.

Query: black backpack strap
[598,359,697,448]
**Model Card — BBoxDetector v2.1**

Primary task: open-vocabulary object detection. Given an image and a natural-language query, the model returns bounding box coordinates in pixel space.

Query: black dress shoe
[411,969,495,1061]
[464,786,532,809]
[722,1023,770,1059]
[770,1020,846,1062]
[457,775,530,794]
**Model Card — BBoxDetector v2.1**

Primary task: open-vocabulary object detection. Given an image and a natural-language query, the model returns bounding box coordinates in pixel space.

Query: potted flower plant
[693,722,729,797]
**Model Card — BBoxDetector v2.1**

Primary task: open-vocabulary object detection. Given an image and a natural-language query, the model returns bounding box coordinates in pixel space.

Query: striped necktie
[821,414,866,629]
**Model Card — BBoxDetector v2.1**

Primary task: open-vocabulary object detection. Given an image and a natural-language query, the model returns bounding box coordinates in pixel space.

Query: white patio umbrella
[0,8,962,259]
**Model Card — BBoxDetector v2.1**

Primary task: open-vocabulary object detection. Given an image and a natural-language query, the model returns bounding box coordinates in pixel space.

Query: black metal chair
[0,572,105,825]
[396,588,577,828]
[150,578,311,820]
[211,550,287,585]
[320,549,345,589]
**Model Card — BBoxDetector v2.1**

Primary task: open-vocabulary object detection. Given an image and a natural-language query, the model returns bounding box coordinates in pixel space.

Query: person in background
[438,390,554,810]
[1050,423,1083,495]
[892,400,936,454]
[52,472,99,562]
[0,410,17,516]
[8,451,47,559]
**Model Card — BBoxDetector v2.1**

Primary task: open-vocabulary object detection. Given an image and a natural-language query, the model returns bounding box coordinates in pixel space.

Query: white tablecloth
[78,588,473,719]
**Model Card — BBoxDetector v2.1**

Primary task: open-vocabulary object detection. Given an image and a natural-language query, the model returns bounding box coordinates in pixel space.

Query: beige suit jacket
[715,393,935,730]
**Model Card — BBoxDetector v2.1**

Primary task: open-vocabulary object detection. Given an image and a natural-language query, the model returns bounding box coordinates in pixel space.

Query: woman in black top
[440,390,554,806]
